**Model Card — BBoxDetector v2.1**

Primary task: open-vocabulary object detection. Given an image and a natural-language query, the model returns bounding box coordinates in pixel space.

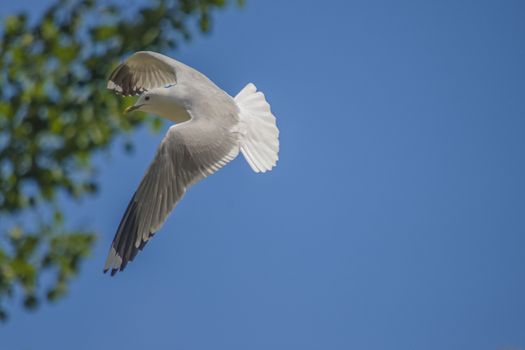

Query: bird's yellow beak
[124,105,141,114]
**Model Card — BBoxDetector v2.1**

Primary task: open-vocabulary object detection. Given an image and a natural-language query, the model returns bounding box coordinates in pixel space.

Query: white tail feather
[235,83,279,173]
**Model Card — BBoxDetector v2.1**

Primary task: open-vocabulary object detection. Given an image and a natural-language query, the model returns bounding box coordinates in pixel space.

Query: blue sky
[2,1,525,349]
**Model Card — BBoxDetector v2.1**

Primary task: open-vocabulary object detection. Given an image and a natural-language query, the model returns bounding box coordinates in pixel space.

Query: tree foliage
[0,0,242,321]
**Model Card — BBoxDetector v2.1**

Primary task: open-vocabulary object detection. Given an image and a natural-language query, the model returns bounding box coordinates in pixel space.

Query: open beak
[124,104,142,114]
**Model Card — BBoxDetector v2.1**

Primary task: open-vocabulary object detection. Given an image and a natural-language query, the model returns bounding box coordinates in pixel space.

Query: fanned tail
[235,83,279,173]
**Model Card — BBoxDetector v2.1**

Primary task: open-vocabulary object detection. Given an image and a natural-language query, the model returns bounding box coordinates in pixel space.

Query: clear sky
[2,1,525,349]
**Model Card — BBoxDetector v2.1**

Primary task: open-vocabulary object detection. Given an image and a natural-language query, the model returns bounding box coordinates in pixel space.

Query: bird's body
[104,51,279,275]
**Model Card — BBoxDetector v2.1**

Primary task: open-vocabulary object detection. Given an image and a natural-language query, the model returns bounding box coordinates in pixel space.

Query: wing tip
[102,265,126,277]
[103,231,157,276]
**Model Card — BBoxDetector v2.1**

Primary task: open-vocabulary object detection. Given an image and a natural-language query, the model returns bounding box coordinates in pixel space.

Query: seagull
[103,51,279,275]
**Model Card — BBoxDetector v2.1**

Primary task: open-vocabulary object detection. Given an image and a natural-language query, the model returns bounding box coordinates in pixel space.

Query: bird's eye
[145,96,150,101]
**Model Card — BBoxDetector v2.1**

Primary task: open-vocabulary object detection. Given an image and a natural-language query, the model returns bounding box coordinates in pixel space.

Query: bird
[103,51,279,275]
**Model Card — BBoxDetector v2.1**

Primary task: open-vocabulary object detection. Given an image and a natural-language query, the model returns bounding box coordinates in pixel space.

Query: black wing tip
[106,63,147,96]
[102,265,127,277]
[107,80,146,97]
[104,191,158,276]
[102,267,123,276]
[103,235,153,277]
[102,269,125,277]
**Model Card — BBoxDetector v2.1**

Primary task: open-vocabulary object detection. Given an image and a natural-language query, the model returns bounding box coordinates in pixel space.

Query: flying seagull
[104,51,279,275]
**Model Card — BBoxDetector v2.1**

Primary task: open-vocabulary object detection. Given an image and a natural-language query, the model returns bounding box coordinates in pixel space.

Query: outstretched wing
[104,117,239,275]
[107,51,178,96]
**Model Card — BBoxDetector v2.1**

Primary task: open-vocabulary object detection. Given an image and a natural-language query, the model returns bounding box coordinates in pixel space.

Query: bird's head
[124,92,152,114]
[124,85,191,123]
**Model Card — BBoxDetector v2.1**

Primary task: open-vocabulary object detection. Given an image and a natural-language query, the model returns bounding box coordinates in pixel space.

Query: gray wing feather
[104,117,239,275]
[107,51,178,96]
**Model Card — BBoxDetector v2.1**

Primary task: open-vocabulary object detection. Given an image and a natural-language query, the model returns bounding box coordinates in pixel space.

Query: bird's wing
[104,116,240,275]
[107,51,178,96]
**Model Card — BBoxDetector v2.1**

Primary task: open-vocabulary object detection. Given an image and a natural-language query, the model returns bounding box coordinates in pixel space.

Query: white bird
[103,51,279,275]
